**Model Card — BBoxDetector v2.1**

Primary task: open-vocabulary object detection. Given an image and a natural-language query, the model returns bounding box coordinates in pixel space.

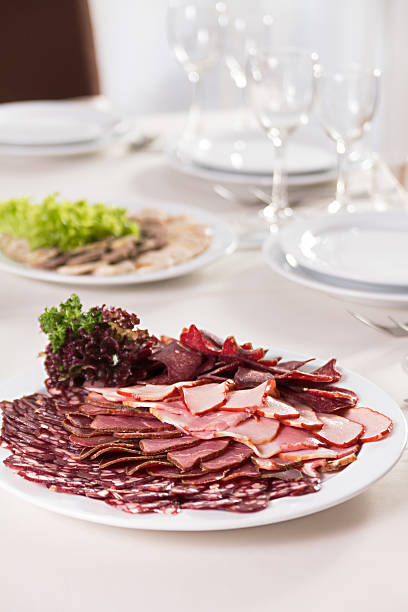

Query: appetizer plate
[0,201,237,285]
[0,101,119,146]
[167,148,338,187]
[263,235,408,306]
[279,210,408,288]
[0,355,405,531]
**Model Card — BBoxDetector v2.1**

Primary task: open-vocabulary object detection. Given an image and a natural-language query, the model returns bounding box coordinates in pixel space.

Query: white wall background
[89,0,405,149]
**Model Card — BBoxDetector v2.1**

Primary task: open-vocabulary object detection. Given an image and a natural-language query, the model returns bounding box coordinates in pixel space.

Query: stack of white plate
[0,101,127,156]
[168,129,337,187]
[263,209,408,305]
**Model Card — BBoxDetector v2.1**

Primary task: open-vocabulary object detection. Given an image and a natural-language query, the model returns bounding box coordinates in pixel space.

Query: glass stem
[262,136,288,226]
[335,140,348,210]
[184,77,200,143]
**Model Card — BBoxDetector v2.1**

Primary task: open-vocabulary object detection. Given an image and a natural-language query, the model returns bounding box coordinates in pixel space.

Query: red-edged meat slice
[149,403,249,439]
[234,367,272,389]
[278,448,339,461]
[285,386,358,413]
[253,425,323,458]
[277,359,314,371]
[280,406,323,430]
[90,414,168,432]
[139,436,199,454]
[342,407,393,442]
[311,359,341,382]
[117,381,202,401]
[201,442,252,471]
[167,439,229,470]
[180,381,231,415]
[257,396,299,419]
[314,412,363,447]
[217,416,280,447]
[69,434,118,447]
[221,380,275,413]
[301,459,327,478]
[84,386,124,402]
[252,456,301,470]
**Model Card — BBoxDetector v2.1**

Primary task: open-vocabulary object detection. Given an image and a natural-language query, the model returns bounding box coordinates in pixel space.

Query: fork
[348,311,408,337]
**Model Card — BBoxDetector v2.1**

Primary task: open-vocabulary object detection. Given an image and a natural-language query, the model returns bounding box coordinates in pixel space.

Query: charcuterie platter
[0,296,405,530]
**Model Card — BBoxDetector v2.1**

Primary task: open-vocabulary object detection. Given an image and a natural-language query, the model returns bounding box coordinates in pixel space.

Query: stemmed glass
[167,0,222,149]
[246,48,317,230]
[314,64,381,213]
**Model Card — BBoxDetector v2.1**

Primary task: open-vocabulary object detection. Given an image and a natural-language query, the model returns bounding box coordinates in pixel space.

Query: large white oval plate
[0,354,405,531]
[0,201,237,285]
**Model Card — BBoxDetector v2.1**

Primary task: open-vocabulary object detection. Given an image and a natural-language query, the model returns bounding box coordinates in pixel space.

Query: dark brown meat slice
[223,460,260,481]
[167,439,229,471]
[113,429,182,439]
[260,468,303,481]
[90,414,169,431]
[181,470,227,485]
[201,441,252,471]
[69,434,118,447]
[140,436,200,454]
[65,412,93,428]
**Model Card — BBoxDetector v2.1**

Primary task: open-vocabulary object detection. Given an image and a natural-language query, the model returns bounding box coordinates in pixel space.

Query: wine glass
[167,0,222,148]
[246,47,317,229]
[314,64,381,213]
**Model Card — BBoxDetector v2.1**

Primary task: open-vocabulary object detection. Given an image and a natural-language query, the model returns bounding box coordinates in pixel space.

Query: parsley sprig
[39,294,102,352]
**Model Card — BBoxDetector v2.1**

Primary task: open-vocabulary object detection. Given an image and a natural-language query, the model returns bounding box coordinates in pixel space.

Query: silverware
[348,311,408,337]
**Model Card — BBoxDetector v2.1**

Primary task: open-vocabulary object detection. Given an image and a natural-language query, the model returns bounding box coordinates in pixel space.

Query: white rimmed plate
[263,234,408,306]
[0,200,237,285]
[0,101,119,146]
[0,355,405,531]
[168,148,338,187]
[279,210,408,288]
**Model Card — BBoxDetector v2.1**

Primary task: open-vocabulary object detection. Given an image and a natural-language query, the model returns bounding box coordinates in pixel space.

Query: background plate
[0,352,405,531]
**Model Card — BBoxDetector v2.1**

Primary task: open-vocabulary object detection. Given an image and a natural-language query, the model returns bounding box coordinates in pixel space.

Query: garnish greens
[39,294,102,352]
[0,194,140,251]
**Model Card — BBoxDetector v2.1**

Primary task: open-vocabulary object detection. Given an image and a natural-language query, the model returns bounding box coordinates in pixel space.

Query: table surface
[0,113,407,612]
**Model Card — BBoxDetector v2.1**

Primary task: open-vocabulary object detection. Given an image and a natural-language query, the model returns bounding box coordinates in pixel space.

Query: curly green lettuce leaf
[0,194,140,251]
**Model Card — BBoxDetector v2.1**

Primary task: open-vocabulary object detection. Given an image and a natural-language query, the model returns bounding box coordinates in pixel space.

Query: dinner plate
[168,148,338,187]
[279,210,408,288]
[186,134,336,176]
[0,101,119,146]
[0,200,237,285]
[0,356,405,531]
[263,234,408,306]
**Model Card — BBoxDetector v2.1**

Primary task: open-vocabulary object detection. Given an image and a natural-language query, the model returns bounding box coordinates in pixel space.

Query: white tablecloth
[0,114,407,612]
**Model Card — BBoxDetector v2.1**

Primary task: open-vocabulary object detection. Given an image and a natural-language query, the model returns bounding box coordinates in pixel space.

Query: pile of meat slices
[0,360,393,514]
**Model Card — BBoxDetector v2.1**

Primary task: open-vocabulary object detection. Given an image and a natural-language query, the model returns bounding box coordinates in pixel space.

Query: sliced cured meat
[222,380,275,413]
[180,325,220,354]
[65,412,93,428]
[280,405,322,430]
[181,381,231,415]
[69,434,118,447]
[168,439,229,471]
[322,452,358,471]
[257,396,299,420]
[314,412,363,447]
[342,407,393,442]
[181,470,227,485]
[113,429,181,439]
[149,403,249,439]
[151,341,203,382]
[201,442,252,471]
[117,384,179,400]
[221,336,265,362]
[278,448,339,461]
[285,386,358,413]
[198,361,240,380]
[223,460,260,480]
[140,436,199,455]
[234,367,272,389]
[127,460,172,475]
[260,468,303,481]
[300,459,327,478]
[146,466,202,478]
[253,426,323,458]
[80,403,148,416]
[90,414,168,432]
[311,359,341,383]
[84,386,124,402]
[252,456,301,471]
[277,359,314,371]
[218,416,280,447]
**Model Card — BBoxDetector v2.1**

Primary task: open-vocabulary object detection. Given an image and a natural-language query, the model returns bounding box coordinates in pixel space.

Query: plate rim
[0,199,237,286]
[0,352,406,532]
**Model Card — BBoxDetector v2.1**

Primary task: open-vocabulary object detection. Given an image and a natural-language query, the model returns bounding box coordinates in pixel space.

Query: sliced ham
[201,442,252,471]
[278,448,339,461]
[167,439,229,471]
[180,381,231,415]
[314,412,363,447]
[342,407,393,442]
[139,436,200,455]
[217,416,280,447]
[280,405,323,430]
[253,425,323,458]
[117,381,202,401]
[84,386,124,402]
[252,456,301,470]
[149,403,249,439]
[221,380,274,413]
[257,396,299,420]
